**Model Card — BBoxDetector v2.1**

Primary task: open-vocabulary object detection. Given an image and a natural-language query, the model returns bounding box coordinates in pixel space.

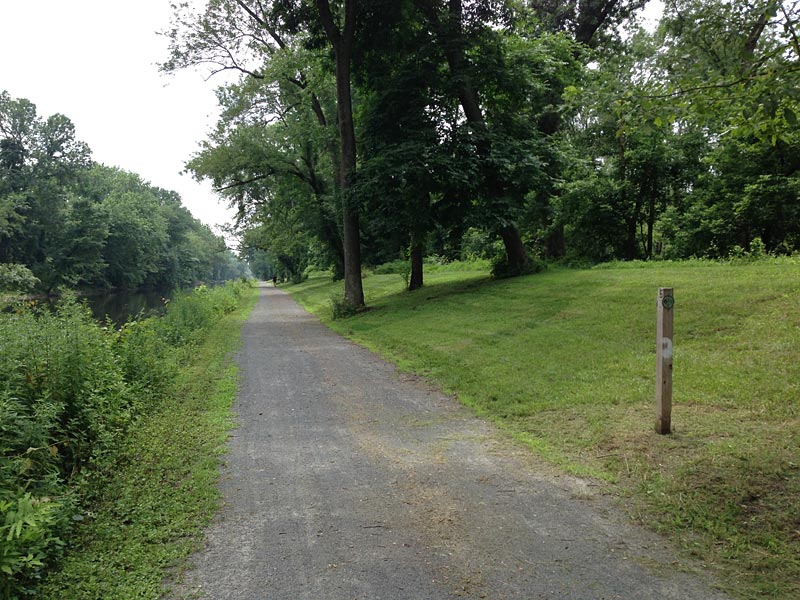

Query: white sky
[640,0,664,32]
[0,0,236,236]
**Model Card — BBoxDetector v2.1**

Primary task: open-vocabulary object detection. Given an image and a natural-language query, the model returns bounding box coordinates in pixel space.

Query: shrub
[0,264,40,293]
[330,295,359,320]
[0,280,250,597]
[460,227,504,262]
[114,317,174,410]
[372,259,408,275]
[156,282,245,345]
[0,300,129,595]
[0,492,67,599]
[490,255,546,279]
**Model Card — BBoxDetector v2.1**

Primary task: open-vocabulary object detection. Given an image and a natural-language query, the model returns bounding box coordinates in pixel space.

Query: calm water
[85,289,172,325]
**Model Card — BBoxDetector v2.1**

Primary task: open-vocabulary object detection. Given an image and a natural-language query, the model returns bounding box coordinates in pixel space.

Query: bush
[0,264,40,293]
[0,301,131,486]
[330,295,359,320]
[372,259,408,275]
[0,300,129,595]
[157,281,247,346]
[114,318,173,410]
[460,227,504,262]
[490,255,546,279]
[0,280,250,597]
[424,258,492,273]
[0,492,66,599]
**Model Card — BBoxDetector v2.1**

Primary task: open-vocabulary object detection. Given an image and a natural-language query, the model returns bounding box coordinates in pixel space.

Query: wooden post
[655,288,674,434]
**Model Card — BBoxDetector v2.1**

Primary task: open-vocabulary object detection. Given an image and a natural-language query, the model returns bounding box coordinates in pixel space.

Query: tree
[164,0,365,306]
[411,0,634,276]
[0,92,94,291]
[186,76,344,279]
[555,29,708,261]
[353,0,477,289]
[642,0,800,257]
[315,0,365,306]
[531,0,648,47]
[656,0,800,144]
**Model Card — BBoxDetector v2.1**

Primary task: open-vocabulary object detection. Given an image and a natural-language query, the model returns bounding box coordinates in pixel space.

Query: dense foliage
[0,91,248,295]
[0,281,250,598]
[164,0,799,298]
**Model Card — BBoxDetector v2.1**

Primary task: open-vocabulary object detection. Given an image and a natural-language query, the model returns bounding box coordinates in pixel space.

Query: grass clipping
[38,286,258,599]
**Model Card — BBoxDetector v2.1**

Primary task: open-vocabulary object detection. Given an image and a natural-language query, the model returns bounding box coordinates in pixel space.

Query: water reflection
[85,290,172,325]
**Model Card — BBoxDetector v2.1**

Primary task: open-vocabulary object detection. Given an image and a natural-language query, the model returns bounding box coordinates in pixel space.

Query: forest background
[160,0,799,306]
[0,92,247,296]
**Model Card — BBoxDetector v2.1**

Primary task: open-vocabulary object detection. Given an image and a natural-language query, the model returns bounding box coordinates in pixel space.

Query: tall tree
[315,0,365,306]
[187,76,345,279]
[164,0,366,306]
[354,0,477,289]
[413,0,535,275]
[411,0,638,275]
[656,0,800,143]
[0,92,94,290]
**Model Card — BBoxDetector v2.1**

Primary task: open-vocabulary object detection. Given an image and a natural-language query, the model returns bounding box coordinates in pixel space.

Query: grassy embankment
[289,259,799,600]
[34,284,259,599]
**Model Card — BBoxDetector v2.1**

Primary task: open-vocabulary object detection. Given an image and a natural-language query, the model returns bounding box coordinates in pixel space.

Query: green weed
[36,282,257,599]
[0,280,255,598]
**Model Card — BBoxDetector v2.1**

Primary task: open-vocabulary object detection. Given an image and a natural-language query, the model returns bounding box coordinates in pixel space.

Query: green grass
[37,285,259,599]
[289,259,800,599]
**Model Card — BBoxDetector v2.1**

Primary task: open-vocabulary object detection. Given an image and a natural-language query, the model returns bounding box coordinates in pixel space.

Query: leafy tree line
[0,91,248,295]
[559,0,800,263]
[164,0,799,307]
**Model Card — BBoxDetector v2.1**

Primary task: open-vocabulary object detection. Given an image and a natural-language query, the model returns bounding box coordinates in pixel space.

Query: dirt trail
[168,284,729,600]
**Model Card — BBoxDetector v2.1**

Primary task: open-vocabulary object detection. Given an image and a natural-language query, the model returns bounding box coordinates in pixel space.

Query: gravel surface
[167,284,730,600]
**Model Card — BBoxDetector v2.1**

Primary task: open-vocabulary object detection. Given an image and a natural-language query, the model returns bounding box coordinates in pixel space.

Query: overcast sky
[0,1,236,235]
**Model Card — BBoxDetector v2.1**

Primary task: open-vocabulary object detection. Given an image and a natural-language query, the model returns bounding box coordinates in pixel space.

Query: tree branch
[315,0,341,47]
[215,173,273,192]
[234,0,288,49]
[639,63,800,100]
[781,2,800,59]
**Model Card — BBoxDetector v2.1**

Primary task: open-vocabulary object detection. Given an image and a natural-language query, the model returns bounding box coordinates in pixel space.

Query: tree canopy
[0,91,247,294]
[162,0,800,297]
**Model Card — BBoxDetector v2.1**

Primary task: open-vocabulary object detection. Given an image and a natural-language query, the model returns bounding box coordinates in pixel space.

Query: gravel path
[168,284,730,600]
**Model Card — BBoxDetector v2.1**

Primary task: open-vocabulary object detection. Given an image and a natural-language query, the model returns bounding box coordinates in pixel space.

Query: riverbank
[0,280,257,598]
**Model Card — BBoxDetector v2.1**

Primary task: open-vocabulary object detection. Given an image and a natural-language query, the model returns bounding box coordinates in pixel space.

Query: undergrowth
[0,280,254,598]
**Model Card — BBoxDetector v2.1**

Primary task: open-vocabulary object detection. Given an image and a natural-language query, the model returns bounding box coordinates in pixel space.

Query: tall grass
[0,280,251,598]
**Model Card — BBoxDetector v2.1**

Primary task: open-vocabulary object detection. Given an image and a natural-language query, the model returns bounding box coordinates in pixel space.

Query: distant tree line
[163,0,799,306]
[0,91,248,295]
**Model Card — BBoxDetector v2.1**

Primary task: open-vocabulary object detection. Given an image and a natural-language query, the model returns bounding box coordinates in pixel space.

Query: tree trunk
[500,224,530,272]
[317,0,364,308]
[499,224,529,272]
[441,0,530,275]
[409,239,424,290]
[624,217,638,260]
[646,194,655,259]
[336,50,364,308]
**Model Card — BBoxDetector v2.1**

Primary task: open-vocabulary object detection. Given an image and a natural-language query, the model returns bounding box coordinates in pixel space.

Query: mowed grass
[289,259,800,599]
